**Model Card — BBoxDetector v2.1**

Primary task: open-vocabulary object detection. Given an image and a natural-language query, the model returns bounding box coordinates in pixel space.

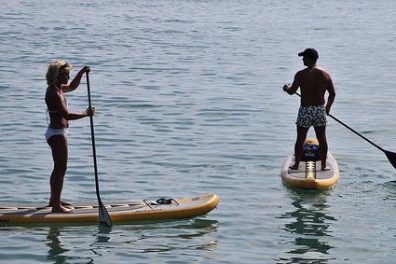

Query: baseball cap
[298,48,319,60]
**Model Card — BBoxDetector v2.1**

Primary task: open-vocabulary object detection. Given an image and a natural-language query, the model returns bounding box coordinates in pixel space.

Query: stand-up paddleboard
[0,193,219,224]
[281,139,340,189]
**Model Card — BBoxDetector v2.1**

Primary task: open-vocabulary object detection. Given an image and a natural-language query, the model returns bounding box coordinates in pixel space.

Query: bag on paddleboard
[301,144,321,161]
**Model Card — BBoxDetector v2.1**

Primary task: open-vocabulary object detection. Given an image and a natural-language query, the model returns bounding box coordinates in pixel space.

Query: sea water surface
[1,0,396,263]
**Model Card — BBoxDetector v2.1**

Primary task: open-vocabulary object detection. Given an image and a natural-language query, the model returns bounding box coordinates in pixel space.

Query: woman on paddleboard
[283,48,336,171]
[45,60,94,213]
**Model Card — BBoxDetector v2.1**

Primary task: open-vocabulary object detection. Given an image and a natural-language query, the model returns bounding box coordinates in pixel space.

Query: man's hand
[326,106,331,115]
[283,84,290,92]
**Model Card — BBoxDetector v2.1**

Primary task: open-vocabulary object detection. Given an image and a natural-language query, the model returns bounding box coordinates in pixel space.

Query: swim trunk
[296,105,327,128]
[45,127,68,141]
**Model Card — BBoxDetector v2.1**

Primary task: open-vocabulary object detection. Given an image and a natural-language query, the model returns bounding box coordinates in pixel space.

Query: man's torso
[297,66,330,106]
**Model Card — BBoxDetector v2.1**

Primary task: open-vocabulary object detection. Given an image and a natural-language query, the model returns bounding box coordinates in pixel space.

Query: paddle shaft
[294,92,385,152]
[86,73,112,227]
[327,113,385,151]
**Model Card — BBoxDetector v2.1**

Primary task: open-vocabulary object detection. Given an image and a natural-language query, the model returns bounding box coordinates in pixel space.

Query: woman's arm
[67,107,95,120]
[53,92,95,120]
[62,66,90,93]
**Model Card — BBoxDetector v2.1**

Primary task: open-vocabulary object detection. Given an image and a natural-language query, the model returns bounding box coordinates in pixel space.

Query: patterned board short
[296,105,327,128]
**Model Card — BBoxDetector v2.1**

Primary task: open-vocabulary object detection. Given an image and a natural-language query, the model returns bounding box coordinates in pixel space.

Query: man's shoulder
[295,68,307,77]
[302,66,332,79]
[295,68,312,79]
[313,65,331,74]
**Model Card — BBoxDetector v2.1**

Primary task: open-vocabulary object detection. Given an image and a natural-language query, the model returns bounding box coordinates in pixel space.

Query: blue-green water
[1,0,396,263]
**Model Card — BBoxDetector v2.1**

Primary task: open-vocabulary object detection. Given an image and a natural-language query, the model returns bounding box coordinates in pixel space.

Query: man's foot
[321,166,331,171]
[289,164,299,170]
[51,205,72,213]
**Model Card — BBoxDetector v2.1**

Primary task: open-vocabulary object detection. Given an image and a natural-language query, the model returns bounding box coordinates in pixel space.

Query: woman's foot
[289,164,299,170]
[51,204,72,213]
[321,166,331,171]
[48,200,72,207]
[61,201,72,208]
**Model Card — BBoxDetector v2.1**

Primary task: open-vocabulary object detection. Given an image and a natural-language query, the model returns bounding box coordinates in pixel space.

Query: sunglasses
[59,63,70,79]
[59,63,69,71]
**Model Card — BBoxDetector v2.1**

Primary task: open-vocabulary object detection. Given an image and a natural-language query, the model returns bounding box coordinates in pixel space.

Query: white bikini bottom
[45,127,68,141]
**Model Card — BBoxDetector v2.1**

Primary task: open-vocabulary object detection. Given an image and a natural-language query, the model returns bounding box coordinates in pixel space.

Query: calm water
[1,0,396,263]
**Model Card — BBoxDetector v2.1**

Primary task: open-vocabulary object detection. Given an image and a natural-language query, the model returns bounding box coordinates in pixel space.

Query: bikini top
[46,86,69,117]
[48,97,68,115]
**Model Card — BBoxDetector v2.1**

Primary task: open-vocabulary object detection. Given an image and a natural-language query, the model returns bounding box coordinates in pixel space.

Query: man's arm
[325,78,336,114]
[283,72,300,94]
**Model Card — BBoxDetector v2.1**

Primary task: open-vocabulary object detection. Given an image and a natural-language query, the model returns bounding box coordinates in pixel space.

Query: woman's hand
[65,66,91,93]
[85,106,95,116]
[81,66,90,74]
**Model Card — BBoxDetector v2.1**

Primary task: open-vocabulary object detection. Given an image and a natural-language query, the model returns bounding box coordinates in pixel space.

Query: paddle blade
[384,150,396,170]
[98,201,112,228]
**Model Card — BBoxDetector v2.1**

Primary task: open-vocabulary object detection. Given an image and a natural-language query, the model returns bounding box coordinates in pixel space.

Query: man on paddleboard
[283,48,336,171]
[45,61,94,213]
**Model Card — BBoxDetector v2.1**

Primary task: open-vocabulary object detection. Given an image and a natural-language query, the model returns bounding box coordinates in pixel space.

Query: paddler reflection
[278,190,336,263]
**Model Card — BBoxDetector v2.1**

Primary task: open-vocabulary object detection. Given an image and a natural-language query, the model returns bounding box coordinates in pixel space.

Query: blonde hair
[46,60,73,85]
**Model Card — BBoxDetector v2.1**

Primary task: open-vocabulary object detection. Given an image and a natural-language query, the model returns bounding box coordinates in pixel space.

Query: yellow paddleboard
[0,193,219,224]
[281,139,340,189]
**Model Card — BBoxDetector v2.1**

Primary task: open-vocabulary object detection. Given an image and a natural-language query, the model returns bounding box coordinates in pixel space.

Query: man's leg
[314,126,329,171]
[290,126,309,170]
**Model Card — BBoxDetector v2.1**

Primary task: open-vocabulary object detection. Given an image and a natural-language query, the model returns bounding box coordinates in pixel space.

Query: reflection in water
[96,224,112,243]
[46,224,112,263]
[120,218,219,254]
[46,225,70,264]
[45,218,218,262]
[278,189,337,264]
[383,180,396,202]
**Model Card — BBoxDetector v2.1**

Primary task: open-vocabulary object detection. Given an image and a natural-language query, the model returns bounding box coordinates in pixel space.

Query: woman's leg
[47,135,70,213]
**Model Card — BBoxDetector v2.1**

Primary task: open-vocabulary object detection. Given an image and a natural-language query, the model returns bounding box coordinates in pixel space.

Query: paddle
[294,92,396,169]
[86,72,113,227]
